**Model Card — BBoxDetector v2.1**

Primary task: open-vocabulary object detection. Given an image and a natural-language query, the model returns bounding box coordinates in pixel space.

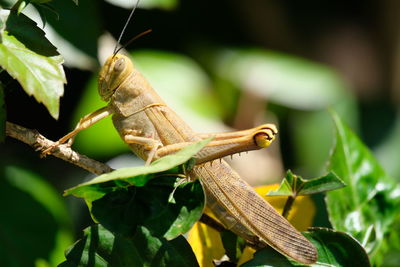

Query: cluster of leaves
[1,1,400,267]
[0,1,66,121]
[60,140,208,266]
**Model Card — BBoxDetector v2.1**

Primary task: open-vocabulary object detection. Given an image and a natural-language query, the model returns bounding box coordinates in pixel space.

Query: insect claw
[33,143,43,151]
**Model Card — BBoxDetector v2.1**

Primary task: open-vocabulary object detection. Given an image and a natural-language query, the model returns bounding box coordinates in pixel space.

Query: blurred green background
[1,0,400,266]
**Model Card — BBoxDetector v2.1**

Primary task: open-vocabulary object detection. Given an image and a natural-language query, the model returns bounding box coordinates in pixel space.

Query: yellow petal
[254,184,316,232]
[237,246,256,266]
[187,216,225,267]
[187,184,316,266]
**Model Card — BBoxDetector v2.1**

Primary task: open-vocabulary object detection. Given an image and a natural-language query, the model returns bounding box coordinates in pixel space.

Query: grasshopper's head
[98,54,134,102]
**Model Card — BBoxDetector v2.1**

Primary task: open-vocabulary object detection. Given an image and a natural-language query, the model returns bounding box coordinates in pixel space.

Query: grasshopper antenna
[113,0,140,55]
[114,29,152,55]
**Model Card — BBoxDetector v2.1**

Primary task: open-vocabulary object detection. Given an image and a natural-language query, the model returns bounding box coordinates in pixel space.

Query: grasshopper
[42,52,317,264]
[41,3,317,263]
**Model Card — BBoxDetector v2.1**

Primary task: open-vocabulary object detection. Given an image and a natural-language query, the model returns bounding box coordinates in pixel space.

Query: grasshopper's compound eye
[98,54,134,102]
[114,57,126,72]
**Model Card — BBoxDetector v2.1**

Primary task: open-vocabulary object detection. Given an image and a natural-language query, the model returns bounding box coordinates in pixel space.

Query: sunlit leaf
[325,111,400,265]
[267,170,345,197]
[0,10,65,119]
[16,0,28,14]
[59,224,199,267]
[65,138,210,200]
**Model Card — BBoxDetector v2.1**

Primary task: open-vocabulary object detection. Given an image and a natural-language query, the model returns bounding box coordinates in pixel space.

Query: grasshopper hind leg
[154,123,278,164]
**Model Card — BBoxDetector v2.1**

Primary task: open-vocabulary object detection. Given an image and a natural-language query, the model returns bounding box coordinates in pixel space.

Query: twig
[5,121,113,175]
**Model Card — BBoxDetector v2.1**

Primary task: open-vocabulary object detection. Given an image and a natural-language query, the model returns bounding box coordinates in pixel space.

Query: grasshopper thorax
[98,54,134,102]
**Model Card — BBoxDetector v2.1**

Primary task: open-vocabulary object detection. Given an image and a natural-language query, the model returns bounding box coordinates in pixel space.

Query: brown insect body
[98,54,317,264]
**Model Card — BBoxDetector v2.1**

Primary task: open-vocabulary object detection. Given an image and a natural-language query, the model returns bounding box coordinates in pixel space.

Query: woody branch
[5,121,113,175]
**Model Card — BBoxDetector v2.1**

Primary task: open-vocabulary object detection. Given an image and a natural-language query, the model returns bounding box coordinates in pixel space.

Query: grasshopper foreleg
[41,106,113,156]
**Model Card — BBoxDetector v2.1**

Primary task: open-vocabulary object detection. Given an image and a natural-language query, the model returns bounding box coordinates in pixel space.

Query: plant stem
[11,0,25,11]
[199,213,226,232]
[282,195,296,218]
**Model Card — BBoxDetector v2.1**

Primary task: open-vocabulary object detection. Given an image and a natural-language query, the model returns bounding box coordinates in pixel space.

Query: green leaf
[105,0,178,10]
[91,178,204,240]
[0,16,3,33]
[241,247,297,267]
[0,83,5,142]
[209,48,357,175]
[220,230,245,263]
[0,10,65,119]
[289,105,358,177]
[4,9,58,55]
[65,138,211,201]
[267,170,345,197]
[242,228,370,267]
[59,224,199,267]
[46,0,100,59]
[375,110,400,182]
[16,0,29,14]
[0,165,73,266]
[214,48,350,110]
[304,228,370,267]
[325,111,400,265]
[32,2,60,28]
